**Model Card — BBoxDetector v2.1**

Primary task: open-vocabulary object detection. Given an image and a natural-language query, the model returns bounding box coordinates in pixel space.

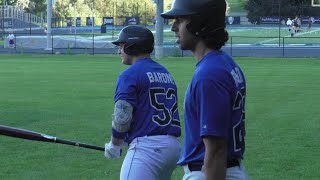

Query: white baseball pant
[120,135,181,180]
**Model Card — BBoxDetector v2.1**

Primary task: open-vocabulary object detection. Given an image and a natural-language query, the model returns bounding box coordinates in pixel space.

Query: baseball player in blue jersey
[162,0,249,179]
[103,25,181,180]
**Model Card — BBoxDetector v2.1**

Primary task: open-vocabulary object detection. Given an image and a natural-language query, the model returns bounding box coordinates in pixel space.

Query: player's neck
[131,54,151,64]
[192,41,214,62]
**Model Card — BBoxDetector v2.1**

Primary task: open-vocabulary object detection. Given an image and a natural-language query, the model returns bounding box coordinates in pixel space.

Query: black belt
[187,159,240,171]
[227,159,240,168]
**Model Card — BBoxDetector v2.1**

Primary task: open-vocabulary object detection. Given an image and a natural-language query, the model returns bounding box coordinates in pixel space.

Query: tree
[0,0,15,5]
[1,0,175,26]
[16,0,30,10]
[31,0,47,16]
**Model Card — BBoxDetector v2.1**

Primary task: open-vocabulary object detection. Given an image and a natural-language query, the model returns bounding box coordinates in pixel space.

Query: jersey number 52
[233,87,246,152]
[149,88,180,127]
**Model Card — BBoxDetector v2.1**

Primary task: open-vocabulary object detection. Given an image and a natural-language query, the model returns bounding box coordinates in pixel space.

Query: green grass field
[0,55,319,179]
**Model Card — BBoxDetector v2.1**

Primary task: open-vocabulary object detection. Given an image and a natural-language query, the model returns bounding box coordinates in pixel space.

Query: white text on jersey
[146,72,175,85]
[230,67,244,87]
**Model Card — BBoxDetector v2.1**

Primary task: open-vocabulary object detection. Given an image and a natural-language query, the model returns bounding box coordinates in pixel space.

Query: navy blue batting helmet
[161,0,227,38]
[112,25,154,55]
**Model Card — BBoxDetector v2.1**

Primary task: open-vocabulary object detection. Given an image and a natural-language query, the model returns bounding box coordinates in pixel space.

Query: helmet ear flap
[123,43,135,55]
[123,43,134,55]
[124,41,154,55]
[186,16,211,37]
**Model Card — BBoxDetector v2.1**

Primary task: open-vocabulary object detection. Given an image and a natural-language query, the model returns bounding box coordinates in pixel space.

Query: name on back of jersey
[146,72,175,85]
[230,67,244,87]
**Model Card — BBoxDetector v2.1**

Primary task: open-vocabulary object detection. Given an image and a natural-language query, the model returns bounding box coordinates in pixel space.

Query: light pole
[112,2,115,39]
[74,0,77,47]
[2,0,5,39]
[144,2,146,27]
[29,13,32,35]
[92,0,94,54]
[92,0,94,35]
[46,0,52,50]
[278,0,281,47]
[155,0,164,59]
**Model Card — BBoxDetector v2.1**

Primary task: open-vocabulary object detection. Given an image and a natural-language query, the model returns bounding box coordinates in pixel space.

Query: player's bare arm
[203,136,227,180]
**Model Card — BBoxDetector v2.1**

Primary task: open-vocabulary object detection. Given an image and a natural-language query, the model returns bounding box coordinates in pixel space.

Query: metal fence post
[92,34,95,55]
[51,34,53,54]
[230,36,233,56]
[282,37,285,57]
[29,13,32,35]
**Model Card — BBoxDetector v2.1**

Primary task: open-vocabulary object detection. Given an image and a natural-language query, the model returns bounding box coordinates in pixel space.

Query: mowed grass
[0,55,319,179]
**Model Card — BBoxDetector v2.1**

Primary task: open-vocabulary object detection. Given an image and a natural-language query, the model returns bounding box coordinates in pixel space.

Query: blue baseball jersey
[112,58,181,143]
[178,50,246,166]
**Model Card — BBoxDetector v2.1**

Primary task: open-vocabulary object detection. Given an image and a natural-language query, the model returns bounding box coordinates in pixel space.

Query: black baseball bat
[0,125,104,151]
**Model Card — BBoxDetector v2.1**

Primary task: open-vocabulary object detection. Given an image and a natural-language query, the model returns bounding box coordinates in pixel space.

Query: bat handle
[79,143,105,151]
[55,139,105,151]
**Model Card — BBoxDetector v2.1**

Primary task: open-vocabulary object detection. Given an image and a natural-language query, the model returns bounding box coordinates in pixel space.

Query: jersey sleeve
[114,74,137,107]
[112,128,127,139]
[195,78,232,138]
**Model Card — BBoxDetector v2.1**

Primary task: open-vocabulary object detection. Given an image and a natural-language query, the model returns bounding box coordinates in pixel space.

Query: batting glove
[104,141,122,159]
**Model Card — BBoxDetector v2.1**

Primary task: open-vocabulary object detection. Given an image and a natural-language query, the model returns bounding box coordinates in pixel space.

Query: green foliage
[32,0,47,16]
[0,0,15,5]
[20,0,46,15]
[227,0,247,13]
[0,0,176,26]
[53,0,74,18]
[51,0,157,25]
